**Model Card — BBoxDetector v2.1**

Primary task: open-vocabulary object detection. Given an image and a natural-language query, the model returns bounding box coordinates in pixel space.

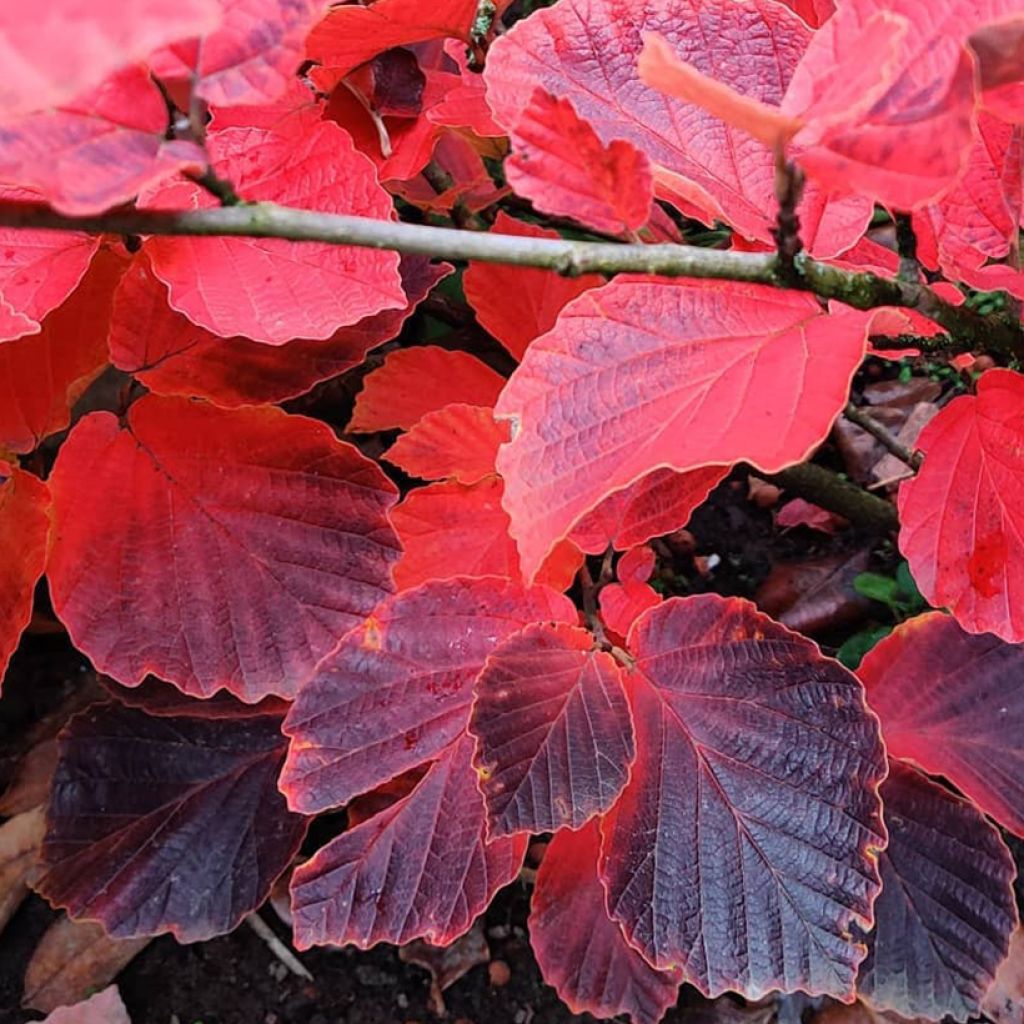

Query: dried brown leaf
[23,917,149,1014]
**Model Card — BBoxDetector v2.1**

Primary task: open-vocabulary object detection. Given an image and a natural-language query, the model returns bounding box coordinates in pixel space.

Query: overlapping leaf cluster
[1,2,1023,1023]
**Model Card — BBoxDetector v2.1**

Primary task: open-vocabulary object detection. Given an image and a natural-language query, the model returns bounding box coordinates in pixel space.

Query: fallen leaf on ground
[23,917,149,1014]
[755,550,872,634]
[399,921,490,1016]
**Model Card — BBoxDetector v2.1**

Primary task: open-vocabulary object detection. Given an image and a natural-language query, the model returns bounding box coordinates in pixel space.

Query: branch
[843,402,923,470]
[768,462,899,533]
[0,199,1021,356]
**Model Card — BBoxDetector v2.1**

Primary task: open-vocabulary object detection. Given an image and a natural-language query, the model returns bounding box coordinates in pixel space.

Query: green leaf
[853,572,901,607]
[837,626,892,670]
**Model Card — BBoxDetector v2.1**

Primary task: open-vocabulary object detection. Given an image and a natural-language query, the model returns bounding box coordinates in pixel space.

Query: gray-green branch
[0,199,1020,356]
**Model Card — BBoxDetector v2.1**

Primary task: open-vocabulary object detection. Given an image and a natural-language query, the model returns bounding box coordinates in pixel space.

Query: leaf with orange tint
[290,734,526,950]
[858,611,1024,837]
[47,396,400,701]
[109,253,448,407]
[385,404,508,485]
[600,595,887,998]
[898,369,1024,643]
[531,820,682,1024]
[306,0,480,91]
[505,88,653,235]
[390,476,583,593]
[280,576,576,814]
[0,464,49,689]
[0,807,45,933]
[639,33,802,148]
[858,761,1017,1022]
[22,918,149,1015]
[599,550,663,638]
[0,247,124,455]
[463,213,603,361]
[143,122,404,344]
[496,278,871,582]
[39,704,307,942]
[470,622,634,836]
[598,545,663,638]
[350,346,505,432]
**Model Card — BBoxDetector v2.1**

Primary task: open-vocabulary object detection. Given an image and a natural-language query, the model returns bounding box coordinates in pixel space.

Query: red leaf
[46,395,400,701]
[858,611,1024,837]
[913,115,1024,298]
[976,19,1024,121]
[143,122,404,344]
[39,986,130,1024]
[349,346,505,432]
[571,467,726,555]
[385,404,508,485]
[897,369,1024,642]
[463,213,603,361]
[0,0,220,121]
[109,252,448,407]
[470,622,634,836]
[0,66,206,216]
[618,545,656,585]
[427,41,504,139]
[601,546,663,638]
[280,576,575,814]
[755,550,872,636]
[157,0,320,108]
[785,0,1014,210]
[776,498,846,534]
[0,187,100,343]
[778,0,835,28]
[0,464,49,688]
[638,33,803,149]
[857,761,1017,1022]
[307,0,479,91]
[0,247,124,454]
[506,89,654,235]
[485,0,870,257]
[390,476,583,592]
[600,581,662,638]
[496,278,871,583]
[531,820,682,1024]
[600,595,887,998]
[39,704,307,941]
[290,734,526,949]
[102,675,289,720]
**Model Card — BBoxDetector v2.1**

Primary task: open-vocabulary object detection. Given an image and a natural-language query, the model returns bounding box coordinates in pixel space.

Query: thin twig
[771,153,805,284]
[843,402,923,470]
[245,913,314,981]
[0,200,1020,356]
[578,563,610,649]
[894,213,920,284]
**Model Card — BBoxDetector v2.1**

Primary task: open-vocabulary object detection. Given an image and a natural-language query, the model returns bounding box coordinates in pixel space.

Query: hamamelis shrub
[1,0,1024,1022]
